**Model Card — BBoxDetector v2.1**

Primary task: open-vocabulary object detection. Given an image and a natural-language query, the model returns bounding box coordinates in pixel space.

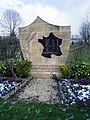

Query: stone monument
[19,16,71,78]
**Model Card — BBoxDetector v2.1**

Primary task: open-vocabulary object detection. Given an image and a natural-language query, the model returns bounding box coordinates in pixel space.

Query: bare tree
[0,9,22,35]
[79,16,90,44]
[0,9,23,77]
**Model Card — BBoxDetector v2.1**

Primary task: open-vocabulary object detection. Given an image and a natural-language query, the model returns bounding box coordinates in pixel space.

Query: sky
[0,0,90,35]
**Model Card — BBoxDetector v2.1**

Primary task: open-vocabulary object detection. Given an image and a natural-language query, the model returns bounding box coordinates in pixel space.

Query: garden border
[1,77,33,99]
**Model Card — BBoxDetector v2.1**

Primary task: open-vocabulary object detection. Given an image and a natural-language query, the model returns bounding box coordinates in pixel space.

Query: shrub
[0,59,32,78]
[69,61,90,79]
[13,59,32,78]
[0,61,5,74]
[0,61,11,76]
[59,65,70,78]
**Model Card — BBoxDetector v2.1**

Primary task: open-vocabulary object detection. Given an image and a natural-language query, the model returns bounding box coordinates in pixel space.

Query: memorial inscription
[38,32,62,58]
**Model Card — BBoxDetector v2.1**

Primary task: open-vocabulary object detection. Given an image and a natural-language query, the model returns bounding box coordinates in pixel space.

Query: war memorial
[19,16,71,78]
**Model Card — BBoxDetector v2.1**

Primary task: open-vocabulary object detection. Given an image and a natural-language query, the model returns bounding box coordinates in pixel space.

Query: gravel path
[16,79,59,104]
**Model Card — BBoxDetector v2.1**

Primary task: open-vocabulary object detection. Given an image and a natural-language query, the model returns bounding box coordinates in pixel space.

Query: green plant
[13,59,32,78]
[59,65,70,78]
[0,61,11,76]
[0,61,5,73]
[69,61,90,78]
[0,100,90,120]
[0,59,32,77]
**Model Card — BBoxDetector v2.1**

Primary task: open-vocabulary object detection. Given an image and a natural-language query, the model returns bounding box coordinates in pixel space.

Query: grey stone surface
[17,79,59,104]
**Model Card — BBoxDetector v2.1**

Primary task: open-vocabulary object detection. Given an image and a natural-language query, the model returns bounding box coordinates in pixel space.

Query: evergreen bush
[59,65,70,78]
[0,61,11,76]
[13,59,32,78]
[69,61,90,79]
[0,59,32,78]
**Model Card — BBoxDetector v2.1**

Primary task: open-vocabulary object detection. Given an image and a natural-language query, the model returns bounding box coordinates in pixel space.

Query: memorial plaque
[38,32,62,58]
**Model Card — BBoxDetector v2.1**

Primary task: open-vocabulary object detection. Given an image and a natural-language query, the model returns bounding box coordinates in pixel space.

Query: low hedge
[59,61,90,79]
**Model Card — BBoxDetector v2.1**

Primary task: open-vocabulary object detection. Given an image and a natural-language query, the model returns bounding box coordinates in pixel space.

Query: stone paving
[15,79,59,104]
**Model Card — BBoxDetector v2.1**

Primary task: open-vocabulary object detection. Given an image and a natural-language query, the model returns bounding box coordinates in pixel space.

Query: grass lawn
[0,99,90,120]
[67,44,90,65]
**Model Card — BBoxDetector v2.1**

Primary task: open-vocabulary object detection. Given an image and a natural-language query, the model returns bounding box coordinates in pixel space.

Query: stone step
[31,72,59,78]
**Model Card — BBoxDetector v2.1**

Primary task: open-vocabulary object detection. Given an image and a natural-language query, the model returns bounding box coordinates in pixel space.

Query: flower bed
[0,81,19,97]
[58,78,90,107]
[0,77,31,98]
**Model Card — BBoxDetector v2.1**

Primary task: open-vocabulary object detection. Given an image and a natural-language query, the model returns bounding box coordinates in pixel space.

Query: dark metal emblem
[38,32,62,58]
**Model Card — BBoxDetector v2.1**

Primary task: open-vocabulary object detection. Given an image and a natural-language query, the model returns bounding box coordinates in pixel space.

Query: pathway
[15,79,59,104]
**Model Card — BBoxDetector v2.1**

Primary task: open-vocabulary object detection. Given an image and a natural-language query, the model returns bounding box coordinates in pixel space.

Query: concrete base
[31,72,59,78]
